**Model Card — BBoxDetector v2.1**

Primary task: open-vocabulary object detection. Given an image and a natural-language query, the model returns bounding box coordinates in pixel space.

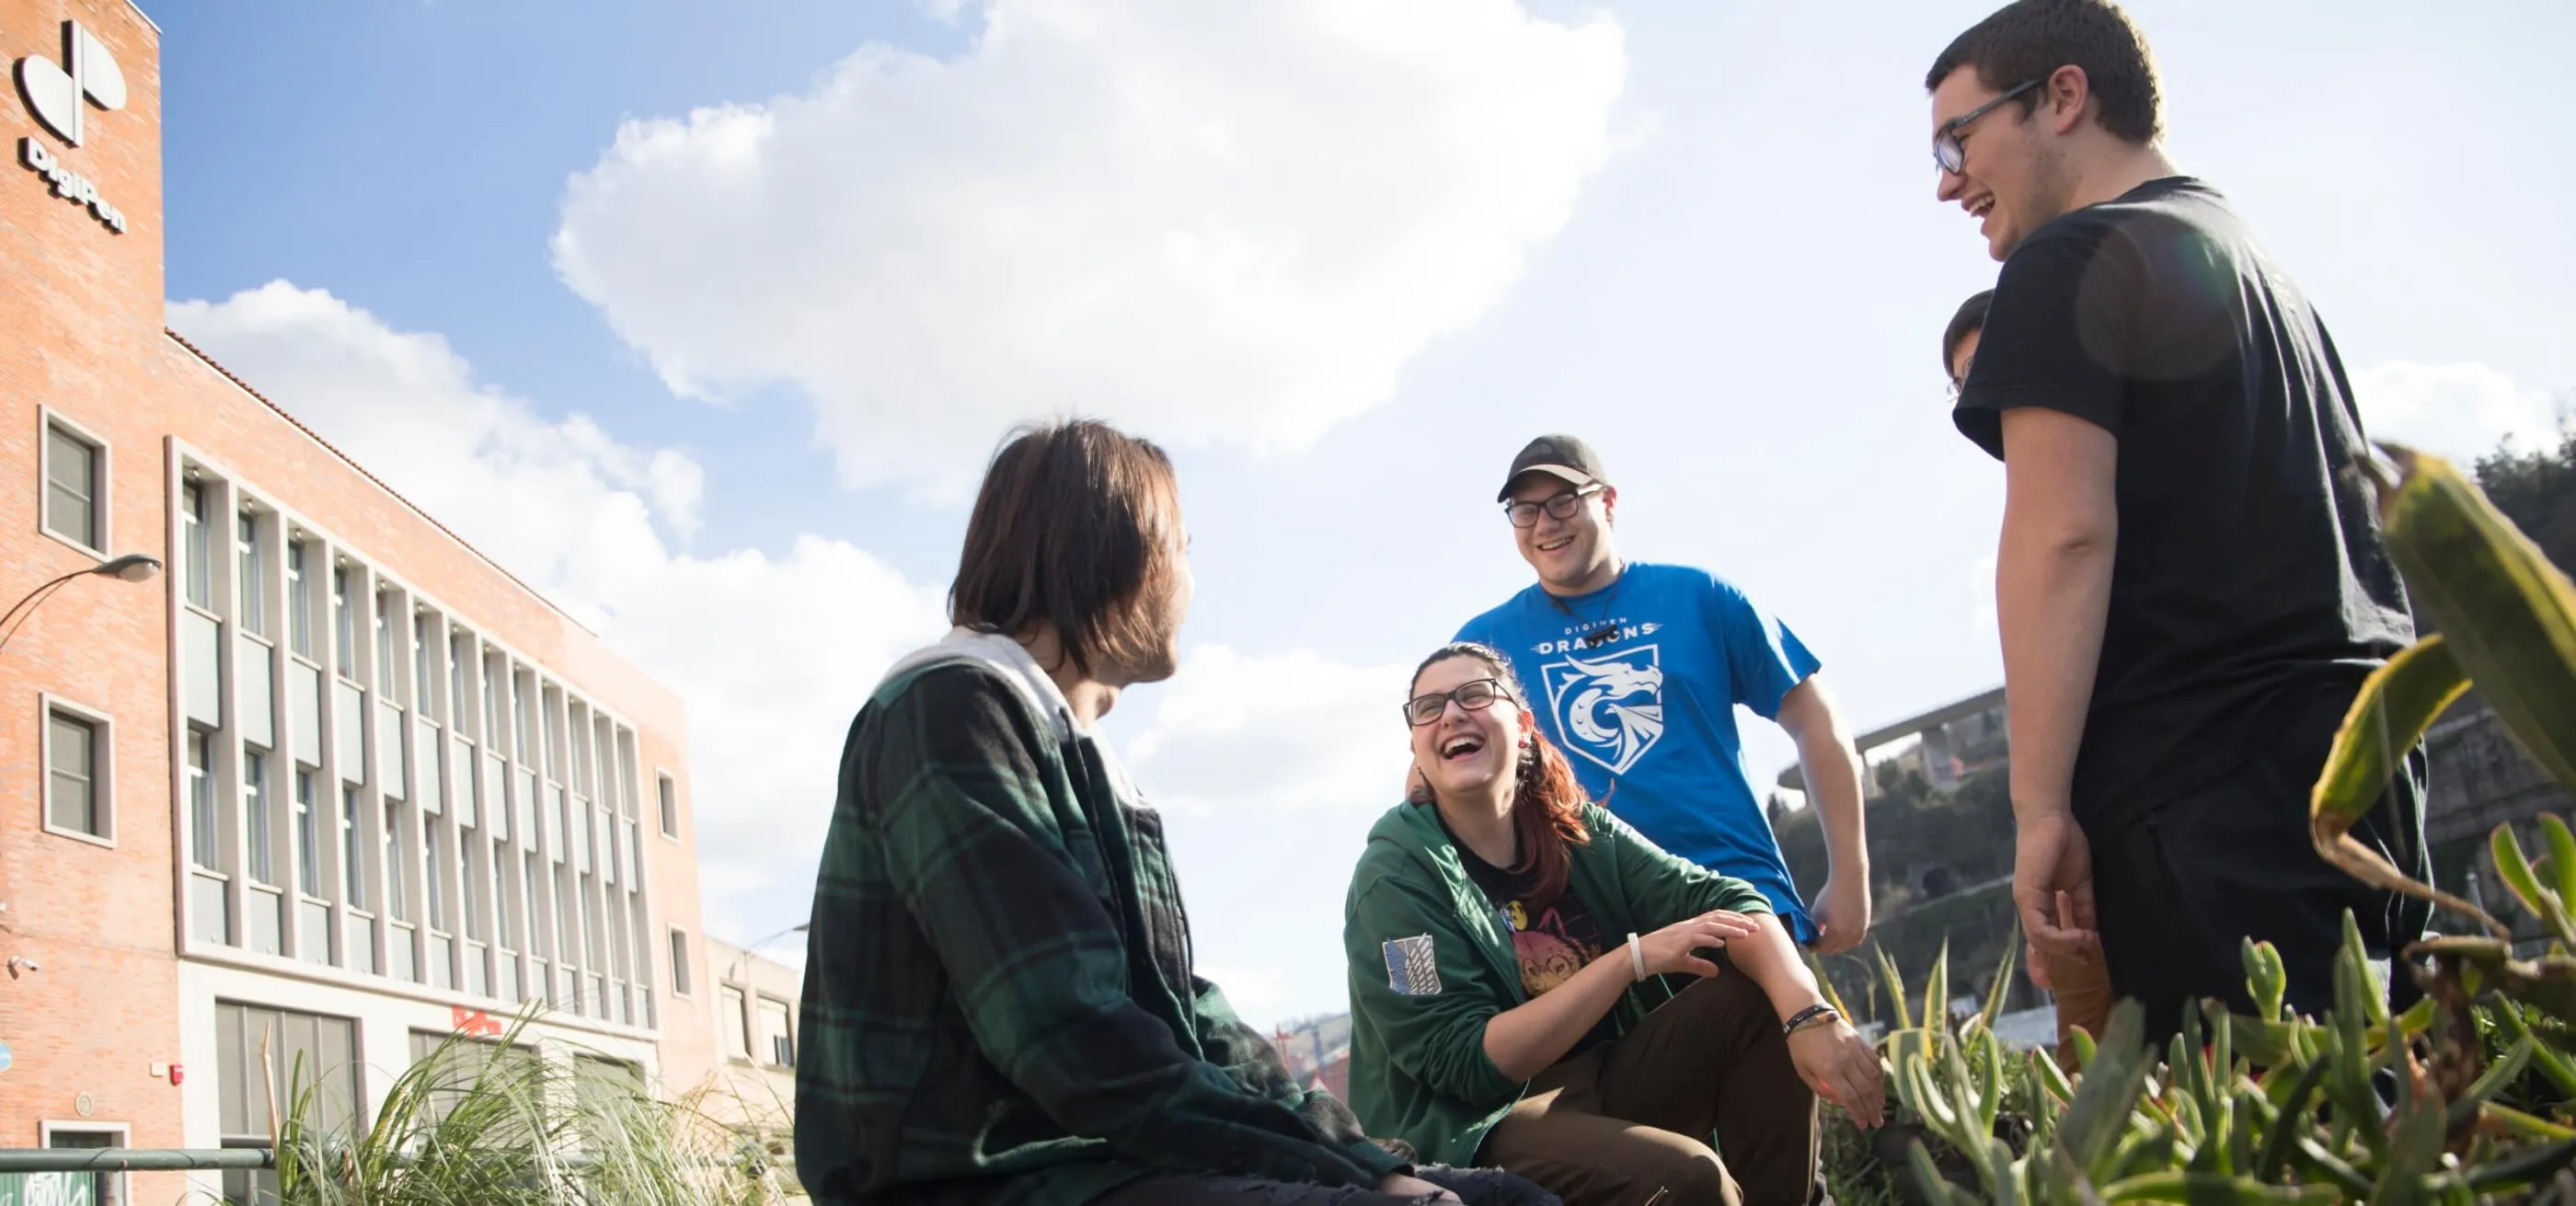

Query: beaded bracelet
[1782,1003,1839,1036]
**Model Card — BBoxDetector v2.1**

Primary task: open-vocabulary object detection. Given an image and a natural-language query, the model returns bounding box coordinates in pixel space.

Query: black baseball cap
[1496,434,1610,502]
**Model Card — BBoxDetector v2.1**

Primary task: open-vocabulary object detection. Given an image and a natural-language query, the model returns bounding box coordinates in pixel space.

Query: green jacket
[1340,799,1775,1167]
[798,632,1406,1206]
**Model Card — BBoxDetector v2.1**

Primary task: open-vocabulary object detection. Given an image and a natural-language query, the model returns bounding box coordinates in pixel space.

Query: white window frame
[40,694,115,848]
[39,1119,132,1206]
[37,408,110,559]
[667,925,694,999]
[719,983,753,1063]
[756,993,797,1069]
[655,769,680,842]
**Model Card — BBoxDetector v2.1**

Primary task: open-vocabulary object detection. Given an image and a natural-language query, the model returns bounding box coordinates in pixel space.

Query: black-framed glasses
[1405,678,1513,727]
[1503,484,1604,529]
[1933,77,2041,174]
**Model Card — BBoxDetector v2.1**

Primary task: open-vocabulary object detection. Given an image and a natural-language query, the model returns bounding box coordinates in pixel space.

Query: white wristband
[1627,933,1646,983]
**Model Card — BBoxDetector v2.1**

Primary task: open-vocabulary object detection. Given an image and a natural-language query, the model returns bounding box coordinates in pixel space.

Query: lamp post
[0,554,161,657]
[726,922,811,987]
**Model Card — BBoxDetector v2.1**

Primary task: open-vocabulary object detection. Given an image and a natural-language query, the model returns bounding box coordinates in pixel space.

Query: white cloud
[2354,362,2566,466]
[1124,645,1416,815]
[169,282,951,945]
[550,0,1629,497]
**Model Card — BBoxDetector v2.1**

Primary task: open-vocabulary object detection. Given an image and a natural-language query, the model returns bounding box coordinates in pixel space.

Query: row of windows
[167,454,681,1027]
[719,982,797,1069]
[28,420,696,1019]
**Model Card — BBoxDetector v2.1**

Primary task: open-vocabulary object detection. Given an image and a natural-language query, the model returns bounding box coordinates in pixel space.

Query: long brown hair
[1410,642,1592,907]
[949,419,1186,678]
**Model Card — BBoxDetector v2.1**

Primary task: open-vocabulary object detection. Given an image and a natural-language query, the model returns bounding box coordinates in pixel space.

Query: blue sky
[156,0,2575,1026]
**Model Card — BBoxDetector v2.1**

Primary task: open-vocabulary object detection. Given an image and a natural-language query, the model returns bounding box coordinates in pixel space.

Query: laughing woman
[1344,643,1884,1206]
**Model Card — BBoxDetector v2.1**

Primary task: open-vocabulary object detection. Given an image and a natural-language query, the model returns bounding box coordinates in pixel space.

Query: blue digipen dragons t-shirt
[1455,562,1823,944]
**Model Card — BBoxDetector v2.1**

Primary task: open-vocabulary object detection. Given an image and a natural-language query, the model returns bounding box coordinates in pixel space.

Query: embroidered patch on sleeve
[1384,935,1442,996]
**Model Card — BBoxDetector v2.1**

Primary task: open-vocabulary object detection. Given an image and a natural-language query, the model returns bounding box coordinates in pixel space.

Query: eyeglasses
[1503,484,1604,529]
[1405,677,1513,727]
[1933,77,2041,175]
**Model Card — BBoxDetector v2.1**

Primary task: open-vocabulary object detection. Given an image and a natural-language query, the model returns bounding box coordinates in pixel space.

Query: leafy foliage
[266,1014,795,1205]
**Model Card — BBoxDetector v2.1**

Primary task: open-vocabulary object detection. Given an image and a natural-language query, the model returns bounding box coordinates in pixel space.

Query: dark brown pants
[1480,972,1817,1206]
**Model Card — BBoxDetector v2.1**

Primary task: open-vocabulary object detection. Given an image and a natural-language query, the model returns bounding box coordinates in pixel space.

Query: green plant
[265,1012,790,1205]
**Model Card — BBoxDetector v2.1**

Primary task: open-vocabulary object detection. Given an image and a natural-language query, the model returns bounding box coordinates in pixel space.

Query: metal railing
[0,1147,273,1173]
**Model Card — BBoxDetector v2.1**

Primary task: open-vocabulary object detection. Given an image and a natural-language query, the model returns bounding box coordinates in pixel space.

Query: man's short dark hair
[949,419,1184,677]
[1926,0,2162,145]
[1944,290,1995,379]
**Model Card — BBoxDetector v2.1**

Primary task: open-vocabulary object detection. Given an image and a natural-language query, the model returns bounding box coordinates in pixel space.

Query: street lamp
[0,554,162,657]
[726,922,810,986]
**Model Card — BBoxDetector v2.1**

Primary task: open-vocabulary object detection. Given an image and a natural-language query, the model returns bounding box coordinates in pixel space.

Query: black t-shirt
[1443,821,1623,1058]
[1955,177,2415,831]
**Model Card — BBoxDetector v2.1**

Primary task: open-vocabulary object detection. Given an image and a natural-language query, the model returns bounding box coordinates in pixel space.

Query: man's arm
[1994,406,2119,957]
[1777,677,1869,953]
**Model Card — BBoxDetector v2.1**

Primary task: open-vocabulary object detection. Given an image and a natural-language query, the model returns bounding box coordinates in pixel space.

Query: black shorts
[2087,700,2430,1046]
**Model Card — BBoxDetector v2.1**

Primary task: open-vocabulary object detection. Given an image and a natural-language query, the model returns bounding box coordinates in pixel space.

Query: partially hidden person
[1944,288,2114,1064]
[1348,641,1884,1206]
[797,420,1559,1206]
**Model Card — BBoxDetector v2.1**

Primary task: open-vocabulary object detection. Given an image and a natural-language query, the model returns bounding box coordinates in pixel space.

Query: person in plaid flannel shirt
[794,419,1558,1206]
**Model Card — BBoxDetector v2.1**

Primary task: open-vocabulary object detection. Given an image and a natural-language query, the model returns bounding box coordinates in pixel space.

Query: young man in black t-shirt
[1924,0,2430,1040]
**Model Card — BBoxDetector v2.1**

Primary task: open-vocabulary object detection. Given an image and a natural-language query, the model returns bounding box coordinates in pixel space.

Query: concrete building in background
[0,2,719,1200]
[706,935,803,1150]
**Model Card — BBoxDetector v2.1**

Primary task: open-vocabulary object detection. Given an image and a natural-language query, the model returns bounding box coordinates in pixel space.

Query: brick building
[0,2,719,1200]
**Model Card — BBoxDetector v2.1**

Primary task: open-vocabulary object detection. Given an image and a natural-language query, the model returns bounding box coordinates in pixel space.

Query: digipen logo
[17,19,127,146]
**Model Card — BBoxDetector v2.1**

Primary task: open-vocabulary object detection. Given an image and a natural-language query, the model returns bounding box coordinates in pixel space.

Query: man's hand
[2013,810,2097,959]
[1810,871,1872,955]
[1379,1173,1464,1203]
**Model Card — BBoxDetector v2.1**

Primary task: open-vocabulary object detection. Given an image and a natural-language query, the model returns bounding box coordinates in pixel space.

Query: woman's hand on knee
[1638,911,1760,979]
[1378,1173,1464,1203]
[1788,1020,1886,1130]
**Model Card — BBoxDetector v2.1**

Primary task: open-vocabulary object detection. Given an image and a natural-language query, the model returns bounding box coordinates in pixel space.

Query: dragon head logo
[1543,646,1664,775]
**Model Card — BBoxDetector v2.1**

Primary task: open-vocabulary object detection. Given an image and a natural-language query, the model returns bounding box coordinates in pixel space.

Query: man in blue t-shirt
[1445,435,1873,951]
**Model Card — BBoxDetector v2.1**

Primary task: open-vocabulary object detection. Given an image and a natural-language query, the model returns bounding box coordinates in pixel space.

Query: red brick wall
[0,0,717,1179]
[0,4,185,1197]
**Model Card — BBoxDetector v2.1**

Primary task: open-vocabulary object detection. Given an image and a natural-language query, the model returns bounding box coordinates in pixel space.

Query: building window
[514,675,537,764]
[460,832,486,942]
[46,705,108,842]
[450,632,470,730]
[237,511,267,637]
[186,729,217,868]
[43,419,104,552]
[482,653,506,748]
[494,841,517,948]
[657,772,678,839]
[414,614,436,720]
[341,785,365,907]
[43,1124,128,1206]
[286,541,313,658]
[332,566,356,679]
[523,854,545,957]
[294,770,321,896]
[244,750,275,887]
[758,995,796,1068]
[668,927,692,998]
[385,801,409,923]
[425,821,447,929]
[720,985,752,1061]
[374,589,398,695]
[218,1004,357,1206]
[183,482,212,609]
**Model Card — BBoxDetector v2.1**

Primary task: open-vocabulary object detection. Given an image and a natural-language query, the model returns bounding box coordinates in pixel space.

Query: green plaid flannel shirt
[795,658,1406,1206]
